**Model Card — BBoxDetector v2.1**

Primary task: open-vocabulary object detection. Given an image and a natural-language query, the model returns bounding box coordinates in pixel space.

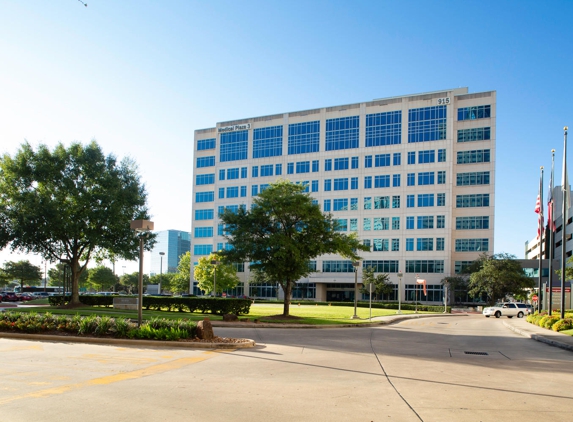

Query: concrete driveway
[0,314,572,422]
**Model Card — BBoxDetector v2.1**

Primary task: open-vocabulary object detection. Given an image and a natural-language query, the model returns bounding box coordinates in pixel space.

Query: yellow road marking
[0,350,231,405]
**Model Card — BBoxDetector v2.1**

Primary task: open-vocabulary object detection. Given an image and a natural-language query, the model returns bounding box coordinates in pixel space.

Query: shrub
[541,315,560,329]
[552,318,573,332]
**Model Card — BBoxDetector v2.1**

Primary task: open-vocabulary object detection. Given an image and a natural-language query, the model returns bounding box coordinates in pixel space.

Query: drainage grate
[464,351,488,355]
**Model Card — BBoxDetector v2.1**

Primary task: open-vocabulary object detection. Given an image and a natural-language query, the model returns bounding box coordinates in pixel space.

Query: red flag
[416,279,427,296]
[535,186,543,239]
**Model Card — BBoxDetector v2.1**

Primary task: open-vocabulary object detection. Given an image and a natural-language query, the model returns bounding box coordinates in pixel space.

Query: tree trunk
[282,281,292,316]
[69,258,82,306]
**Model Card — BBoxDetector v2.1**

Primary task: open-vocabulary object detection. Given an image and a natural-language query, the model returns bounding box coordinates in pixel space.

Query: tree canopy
[220,180,368,315]
[0,141,152,305]
[359,267,393,300]
[193,252,239,295]
[87,266,117,292]
[468,253,534,305]
[0,260,42,287]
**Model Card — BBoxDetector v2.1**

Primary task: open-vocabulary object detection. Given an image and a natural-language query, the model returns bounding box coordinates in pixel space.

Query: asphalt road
[1,315,572,422]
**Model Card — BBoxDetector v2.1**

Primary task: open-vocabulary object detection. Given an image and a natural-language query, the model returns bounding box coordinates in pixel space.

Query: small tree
[149,272,176,293]
[440,276,468,305]
[193,253,239,295]
[87,266,117,292]
[468,253,534,305]
[1,260,42,288]
[221,180,368,316]
[171,252,192,294]
[119,272,149,294]
[359,267,393,300]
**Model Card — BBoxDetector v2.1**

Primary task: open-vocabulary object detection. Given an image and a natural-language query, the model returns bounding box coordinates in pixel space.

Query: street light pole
[351,261,360,319]
[397,270,403,314]
[130,219,154,327]
[415,273,419,313]
[159,252,165,294]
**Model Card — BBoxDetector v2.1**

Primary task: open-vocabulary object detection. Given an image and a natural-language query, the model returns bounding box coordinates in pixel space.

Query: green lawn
[9,303,429,325]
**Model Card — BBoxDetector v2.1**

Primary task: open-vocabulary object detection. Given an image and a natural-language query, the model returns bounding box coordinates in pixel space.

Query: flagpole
[561,126,569,320]
[548,149,555,315]
[538,166,543,313]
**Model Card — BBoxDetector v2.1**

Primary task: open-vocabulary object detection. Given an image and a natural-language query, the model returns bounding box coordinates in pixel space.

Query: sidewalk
[503,317,573,352]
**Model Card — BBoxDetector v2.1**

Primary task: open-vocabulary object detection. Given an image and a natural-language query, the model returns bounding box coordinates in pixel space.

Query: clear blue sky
[1,0,572,274]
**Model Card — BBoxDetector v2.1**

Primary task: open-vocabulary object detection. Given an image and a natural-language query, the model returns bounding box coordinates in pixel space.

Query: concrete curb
[211,312,464,329]
[502,320,573,352]
[0,331,256,349]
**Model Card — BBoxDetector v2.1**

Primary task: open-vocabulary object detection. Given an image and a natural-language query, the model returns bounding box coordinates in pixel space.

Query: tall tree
[171,252,192,294]
[48,263,89,287]
[359,267,393,300]
[1,260,42,288]
[193,252,239,295]
[87,266,117,292]
[0,141,153,306]
[468,253,534,305]
[220,180,368,316]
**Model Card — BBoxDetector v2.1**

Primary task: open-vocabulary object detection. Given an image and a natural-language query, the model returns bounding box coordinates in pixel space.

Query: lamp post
[415,273,419,313]
[211,260,220,297]
[443,281,449,313]
[397,270,403,314]
[159,252,165,294]
[130,219,154,327]
[351,261,360,319]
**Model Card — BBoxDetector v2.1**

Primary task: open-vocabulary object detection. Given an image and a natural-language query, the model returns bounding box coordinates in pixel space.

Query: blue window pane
[241,167,247,178]
[252,166,259,178]
[374,175,390,188]
[260,165,273,177]
[418,150,435,163]
[197,156,215,168]
[417,194,435,207]
[393,153,401,166]
[407,173,415,186]
[334,178,348,191]
[218,188,225,199]
[375,154,390,167]
[334,158,349,171]
[408,106,447,143]
[253,125,283,158]
[195,209,214,220]
[227,168,239,179]
[351,177,358,190]
[458,105,491,121]
[406,195,415,208]
[365,110,402,146]
[406,238,414,251]
[275,163,282,175]
[196,191,214,203]
[323,199,331,211]
[311,180,319,192]
[287,163,294,174]
[418,172,435,185]
[196,174,215,185]
[220,130,248,162]
[364,176,372,189]
[312,160,319,172]
[351,157,359,169]
[365,155,372,168]
[296,161,310,173]
[324,179,332,191]
[240,186,247,197]
[251,185,258,196]
[288,121,320,155]
[325,159,332,171]
[393,174,400,187]
[406,217,414,229]
[197,138,216,151]
[326,116,359,151]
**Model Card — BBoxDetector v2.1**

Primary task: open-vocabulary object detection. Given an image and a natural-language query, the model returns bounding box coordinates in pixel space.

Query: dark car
[1,292,19,302]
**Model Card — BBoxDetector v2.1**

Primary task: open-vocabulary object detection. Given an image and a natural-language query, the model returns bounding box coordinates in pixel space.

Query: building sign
[437,97,451,105]
[217,123,251,133]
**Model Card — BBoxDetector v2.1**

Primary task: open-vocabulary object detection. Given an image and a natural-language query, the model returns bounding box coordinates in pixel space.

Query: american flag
[416,279,427,296]
[535,184,544,239]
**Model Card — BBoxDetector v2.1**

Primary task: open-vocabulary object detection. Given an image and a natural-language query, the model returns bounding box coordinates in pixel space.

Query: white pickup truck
[482,302,530,318]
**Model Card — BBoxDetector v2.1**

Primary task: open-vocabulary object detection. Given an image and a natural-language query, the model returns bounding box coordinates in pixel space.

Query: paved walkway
[502,316,573,352]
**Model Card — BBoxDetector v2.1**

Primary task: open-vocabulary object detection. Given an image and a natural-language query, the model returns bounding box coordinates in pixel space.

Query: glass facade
[220,130,248,162]
[253,126,283,158]
[326,116,360,151]
[365,110,402,146]
[408,106,447,143]
[288,121,320,155]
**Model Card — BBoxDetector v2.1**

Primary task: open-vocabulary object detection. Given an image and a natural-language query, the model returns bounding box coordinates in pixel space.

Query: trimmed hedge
[527,311,573,332]
[292,300,450,313]
[48,295,252,315]
[0,312,196,341]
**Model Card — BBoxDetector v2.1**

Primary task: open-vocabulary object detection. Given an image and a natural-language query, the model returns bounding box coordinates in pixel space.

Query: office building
[150,230,191,276]
[192,87,496,302]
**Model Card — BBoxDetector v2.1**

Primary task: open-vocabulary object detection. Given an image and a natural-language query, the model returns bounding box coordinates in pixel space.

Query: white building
[192,87,496,302]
